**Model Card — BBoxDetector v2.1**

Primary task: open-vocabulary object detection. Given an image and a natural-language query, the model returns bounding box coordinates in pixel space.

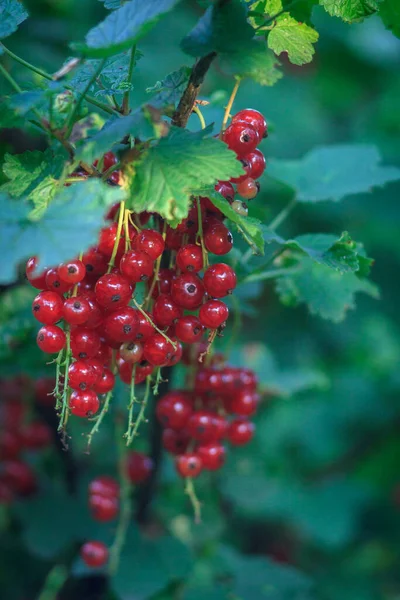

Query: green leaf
[205,189,265,253]
[0,182,125,283]
[8,91,46,115]
[379,0,400,38]
[127,128,244,223]
[146,66,191,107]
[319,0,380,22]
[220,41,282,85]
[99,0,122,8]
[112,528,192,600]
[268,15,319,65]
[275,258,379,322]
[0,0,28,41]
[268,145,400,202]
[72,0,180,58]
[2,149,66,218]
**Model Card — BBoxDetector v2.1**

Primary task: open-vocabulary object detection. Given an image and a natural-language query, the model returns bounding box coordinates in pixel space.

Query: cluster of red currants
[0,376,53,504]
[158,349,258,478]
[81,451,153,568]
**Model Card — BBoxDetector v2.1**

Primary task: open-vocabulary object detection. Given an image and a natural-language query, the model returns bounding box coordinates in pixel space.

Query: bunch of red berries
[0,376,53,505]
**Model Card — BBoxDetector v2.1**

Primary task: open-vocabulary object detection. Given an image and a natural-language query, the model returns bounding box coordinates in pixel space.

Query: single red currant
[204,223,233,255]
[26,257,47,290]
[241,149,266,180]
[175,316,204,344]
[103,306,139,343]
[20,421,52,450]
[215,181,235,202]
[119,341,144,364]
[171,273,205,309]
[69,389,99,417]
[167,339,183,367]
[176,244,203,273]
[148,268,175,299]
[37,325,66,353]
[228,418,255,445]
[82,247,108,278]
[229,390,259,416]
[89,494,119,521]
[232,108,267,138]
[162,428,190,455]
[68,360,98,391]
[32,291,64,325]
[203,263,237,298]
[156,391,193,430]
[70,328,101,359]
[127,451,153,483]
[133,229,165,260]
[98,222,135,258]
[58,260,86,284]
[63,296,91,325]
[176,454,202,478]
[119,250,154,283]
[199,300,229,329]
[81,292,103,329]
[45,268,72,295]
[143,333,175,366]
[223,122,260,154]
[81,541,109,568]
[88,476,119,498]
[2,459,36,496]
[153,294,182,328]
[0,430,22,459]
[197,443,226,470]
[236,177,260,200]
[95,273,132,310]
[187,411,218,444]
[93,368,115,394]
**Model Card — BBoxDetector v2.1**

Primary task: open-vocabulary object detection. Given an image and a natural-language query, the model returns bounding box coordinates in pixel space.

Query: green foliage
[268,145,400,202]
[127,128,244,223]
[268,14,319,65]
[0,182,124,283]
[0,0,28,42]
[72,0,181,58]
[319,0,380,22]
[146,67,191,107]
[379,0,400,37]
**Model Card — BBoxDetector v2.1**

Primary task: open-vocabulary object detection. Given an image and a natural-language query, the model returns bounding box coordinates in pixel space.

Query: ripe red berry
[70,328,101,359]
[69,389,99,417]
[89,494,119,521]
[171,273,205,309]
[0,430,22,459]
[95,273,132,310]
[236,177,260,200]
[68,360,98,391]
[63,296,91,325]
[156,391,193,430]
[143,333,175,366]
[228,418,255,445]
[232,108,267,139]
[215,181,235,201]
[176,244,204,273]
[133,229,165,260]
[197,443,226,470]
[148,268,175,299]
[93,368,115,394]
[103,306,139,343]
[199,300,229,329]
[102,151,118,171]
[229,390,259,416]
[176,453,202,478]
[167,339,183,367]
[82,247,108,278]
[88,476,119,498]
[204,223,233,255]
[98,222,135,258]
[26,257,47,290]
[3,459,36,496]
[58,260,86,284]
[127,451,153,483]
[119,250,154,283]
[203,263,237,298]
[34,377,55,405]
[81,540,109,568]
[32,291,64,325]
[187,411,218,444]
[162,428,190,455]
[153,294,182,328]
[175,316,204,344]
[241,149,266,180]
[223,122,260,154]
[45,268,72,295]
[20,421,52,450]
[81,292,103,329]
[37,325,66,353]
[119,341,144,364]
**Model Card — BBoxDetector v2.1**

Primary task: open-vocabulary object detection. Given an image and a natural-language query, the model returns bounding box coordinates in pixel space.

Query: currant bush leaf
[319,0,380,22]
[268,145,400,202]
[0,182,125,283]
[72,0,180,58]
[146,66,191,108]
[268,15,319,65]
[275,258,379,322]
[220,41,282,86]
[127,128,244,223]
[379,0,400,38]
[99,0,122,8]
[0,0,28,42]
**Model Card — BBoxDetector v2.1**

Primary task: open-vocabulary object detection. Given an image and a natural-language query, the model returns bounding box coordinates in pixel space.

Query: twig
[125,376,151,446]
[269,197,297,231]
[86,390,113,452]
[185,477,202,524]
[65,59,106,137]
[220,77,241,134]
[37,564,68,600]
[122,45,136,115]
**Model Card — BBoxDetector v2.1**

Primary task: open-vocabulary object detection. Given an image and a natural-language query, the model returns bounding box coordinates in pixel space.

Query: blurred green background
[1,1,400,599]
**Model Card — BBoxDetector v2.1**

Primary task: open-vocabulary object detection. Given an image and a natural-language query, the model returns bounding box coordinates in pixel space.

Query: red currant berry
[37,325,66,353]
[127,451,153,483]
[204,223,233,255]
[32,291,64,325]
[58,260,86,285]
[95,273,132,310]
[176,453,202,478]
[236,177,260,200]
[143,333,175,366]
[175,316,204,344]
[134,363,154,384]
[69,389,99,417]
[167,339,183,367]
[197,443,226,471]
[229,390,259,416]
[176,244,203,273]
[103,307,139,343]
[82,248,108,278]
[232,108,267,139]
[119,341,144,364]
[223,122,260,154]
[133,229,165,260]
[98,222,135,258]
[153,294,182,328]
[3,459,36,496]
[0,430,22,459]
[81,541,109,568]
[20,421,52,450]
[68,360,98,391]
[187,411,218,444]
[26,257,47,290]
[148,268,175,299]
[228,418,255,445]
[175,205,200,234]
[162,428,190,455]
[230,157,251,184]
[203,263,236,298]
[156,391,193,430]
[102,151,118,171]
[109,170,120,185]
[119,250,154,283]
[133,312,155,341]
[70,328,101,359]
[93,368,115,394]
[45,268,72,295]
[88,476,119,498]
[215,181,235,202]
[89,494,119,521]
[241,149,266,180]
[63,296,91,326]
[165,227,184,250]
[171,273,205,309]
[199,300,229,329]
[80,292,103,329]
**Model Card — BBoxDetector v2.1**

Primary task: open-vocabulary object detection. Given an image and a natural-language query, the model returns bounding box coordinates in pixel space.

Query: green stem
[144,221,167,306]
[125,375,151,446]
[125,365,137,445]
[193,105,206,129]
[65,59,106,136]
[132,298,176,349]
[58,330,71,432]
[184,477,202,524]
[269,197,297,231]
[86,390,113,452]
[108,201,126,272]
[196,196,208,269]
[240,266,300,285]
[37,565,68,600]
[0,62,22,92]
[220,77,241,134]
[102,160,121,181]
[122,45,136,115]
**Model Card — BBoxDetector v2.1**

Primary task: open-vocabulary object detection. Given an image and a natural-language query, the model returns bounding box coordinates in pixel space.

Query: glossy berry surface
[88,476,119,498]
[95,273,132,309]
[204,223,233,255]
[176,454,202,478]
[127,451,153,483]
[58,260,86,284]
[133,229,165,260]
[156,391,193,430]
[236,177,260,200]
[232,108,267,138]
[187,411,218,444]
[68,360,98,391]
[215,181,235,201]
[171,273,205,309]
[175,316,204,344]
[63,296,91,325]
[26,257,47,289]
[69,389,99,417]
[176,244,203,273]
[203,263,237,298]
[229,390,259,416]
[89,494,119,521]
[70,328,101,359]
[197,443,226,471]
[93,368,115,394]
[162,428,190,455]
[119,341,144,364]
[37,325,66,353]
[153,294,182,327]
[199,300,229,329]
[228,418,255,445]
[103,307,139,343]
[119,250,154,283]
[143,333,175,366]
[223,122,260,154]
[241,149,266,180]
[32,291,64,325]
[45,268,72,295]
[81,541,109,568]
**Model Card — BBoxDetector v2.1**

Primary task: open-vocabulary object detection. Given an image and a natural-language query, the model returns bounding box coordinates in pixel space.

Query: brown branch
[171,52,217,128]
